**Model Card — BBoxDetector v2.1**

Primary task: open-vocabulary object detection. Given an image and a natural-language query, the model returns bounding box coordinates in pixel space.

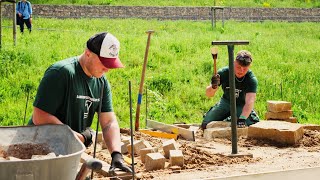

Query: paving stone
[169,165,182,171]
[120,141,129,154]
[163,139,179,159]
[145,153,166,171]
[266,117,297,123]
[101,141,108,149]
[188,126,200,132]
[97,131,103,142]
[140,147,158,163]
[127,140,152,155]
[302,124,320,131]
[248,120,303,145]
[121,136,131,143]
[206,121,231,129]
[265,110,293,120]
[169,150,184,167]
[267,100,292,112]
[203,127,248,140]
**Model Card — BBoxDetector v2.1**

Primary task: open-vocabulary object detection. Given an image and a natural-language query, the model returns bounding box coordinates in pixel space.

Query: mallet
[211,47,218,75]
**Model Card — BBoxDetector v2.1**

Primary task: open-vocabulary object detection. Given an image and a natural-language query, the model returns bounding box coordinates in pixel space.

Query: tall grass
[30,0,320,8]
[0,18,319,128]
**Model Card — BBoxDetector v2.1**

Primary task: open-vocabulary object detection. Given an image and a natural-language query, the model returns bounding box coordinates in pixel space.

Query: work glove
[80,128,94,147]
[237,118,246,128]
[109,152,132,175]
[211,74,220,89]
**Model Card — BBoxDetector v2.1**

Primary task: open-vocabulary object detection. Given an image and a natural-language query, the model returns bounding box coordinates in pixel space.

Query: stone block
[101,141,108,149]
[248,120,303,145]
[267,100,292,112]
[188,125,200,132]
[206,121,231,129]
[163,139,179,159]
[265,110,293,120]
[145,153,166,171]
[203,128,215,140]
[140,147,158,163]
[203,127,248,140]
[302,124,320,131]
[127,140,152,155]
[120,142,129,154]
[97,131,103,142]
[266,117,297,123]
[169,150,184,167]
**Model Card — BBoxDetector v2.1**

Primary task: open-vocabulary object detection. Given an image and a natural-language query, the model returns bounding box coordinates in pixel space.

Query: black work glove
[211,74,220,89]
[80,128,93,147]
[237,118,246,128]
[109,152,132,175]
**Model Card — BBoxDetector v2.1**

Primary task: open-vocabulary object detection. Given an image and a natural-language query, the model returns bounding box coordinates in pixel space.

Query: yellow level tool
[139,129,178,140]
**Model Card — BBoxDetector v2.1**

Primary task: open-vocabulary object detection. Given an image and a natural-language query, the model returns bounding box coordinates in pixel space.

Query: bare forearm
[32,107,63,125]
[102,119,121,153]
[241,93,256,118]
[241,103,254,118]
[206,85,218,97]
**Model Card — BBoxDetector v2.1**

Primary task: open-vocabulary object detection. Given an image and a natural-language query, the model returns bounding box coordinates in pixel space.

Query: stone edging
[1,4,320,22]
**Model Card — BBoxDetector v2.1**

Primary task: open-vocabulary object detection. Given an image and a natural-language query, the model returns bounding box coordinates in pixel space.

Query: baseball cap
[236,50,252,67]
[86,32,124,69]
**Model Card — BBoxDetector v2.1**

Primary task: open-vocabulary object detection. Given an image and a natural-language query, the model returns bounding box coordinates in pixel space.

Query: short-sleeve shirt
[32,57,113,132]
[218,66,258,106]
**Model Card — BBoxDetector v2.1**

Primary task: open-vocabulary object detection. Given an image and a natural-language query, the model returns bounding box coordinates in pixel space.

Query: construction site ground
[86,128,320,180]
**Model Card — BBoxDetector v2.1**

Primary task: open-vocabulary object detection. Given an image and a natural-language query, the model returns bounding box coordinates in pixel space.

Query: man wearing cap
[201,50,259,129]
[29,32,132,174]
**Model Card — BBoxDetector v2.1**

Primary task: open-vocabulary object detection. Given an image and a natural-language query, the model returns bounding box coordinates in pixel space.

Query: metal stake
[91,81,104,179]
[129,81,135,179]
[211,40,249,154]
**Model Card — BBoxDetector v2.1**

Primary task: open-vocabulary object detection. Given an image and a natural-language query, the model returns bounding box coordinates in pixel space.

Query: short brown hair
[236,50,252,67]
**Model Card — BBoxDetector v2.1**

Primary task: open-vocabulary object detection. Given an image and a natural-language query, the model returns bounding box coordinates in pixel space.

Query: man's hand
[109,152,132,175]
[80,128,94,147]
[237,118,246,128]
[211,74,220,89]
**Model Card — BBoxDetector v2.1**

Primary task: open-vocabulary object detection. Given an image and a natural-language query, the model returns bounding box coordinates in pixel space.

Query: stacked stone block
[265,100,297,123]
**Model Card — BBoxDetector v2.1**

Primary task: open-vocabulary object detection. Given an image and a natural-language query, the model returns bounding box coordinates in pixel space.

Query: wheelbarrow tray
[0,124,85,180]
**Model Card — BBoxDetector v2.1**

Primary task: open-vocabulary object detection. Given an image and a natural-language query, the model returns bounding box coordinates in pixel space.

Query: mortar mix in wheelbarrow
[0,124,100,180]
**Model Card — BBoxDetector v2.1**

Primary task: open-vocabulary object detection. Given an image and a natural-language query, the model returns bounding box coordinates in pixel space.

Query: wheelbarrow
[0,124,101,180]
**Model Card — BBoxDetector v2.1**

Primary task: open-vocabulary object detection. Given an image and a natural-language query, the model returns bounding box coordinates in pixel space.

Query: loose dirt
[0,143,51,159]
[86,128,320,179]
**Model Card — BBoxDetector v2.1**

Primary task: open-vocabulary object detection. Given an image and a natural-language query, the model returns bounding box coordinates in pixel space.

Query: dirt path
[87,129,320,179]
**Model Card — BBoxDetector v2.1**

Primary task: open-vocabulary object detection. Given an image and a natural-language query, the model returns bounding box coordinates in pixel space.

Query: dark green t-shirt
[218,66,258,106]
[32,57,113,132]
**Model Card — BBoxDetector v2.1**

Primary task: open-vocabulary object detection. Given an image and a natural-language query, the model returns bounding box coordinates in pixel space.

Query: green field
[29,0,320,8]
[0,18,319,128]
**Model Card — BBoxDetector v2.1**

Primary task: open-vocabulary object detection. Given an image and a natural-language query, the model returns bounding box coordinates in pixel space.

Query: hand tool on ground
[135,30,154,131]
[76,158,102,180]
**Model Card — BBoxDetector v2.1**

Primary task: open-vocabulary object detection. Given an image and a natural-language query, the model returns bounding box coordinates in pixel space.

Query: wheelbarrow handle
[75,158,102,180]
